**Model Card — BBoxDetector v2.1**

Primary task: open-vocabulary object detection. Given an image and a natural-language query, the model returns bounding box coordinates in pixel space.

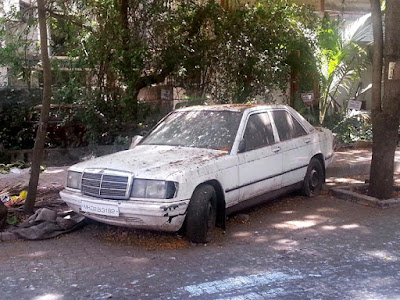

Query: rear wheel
[303,158,324,197]
[185,184,217,243]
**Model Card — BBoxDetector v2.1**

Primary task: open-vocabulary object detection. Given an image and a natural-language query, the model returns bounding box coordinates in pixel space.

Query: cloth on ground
[14,208,85,240]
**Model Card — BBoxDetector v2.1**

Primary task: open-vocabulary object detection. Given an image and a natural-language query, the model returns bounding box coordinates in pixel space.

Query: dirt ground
[1,186,400,299]
[1,148,400,299]
[0,166,68,192]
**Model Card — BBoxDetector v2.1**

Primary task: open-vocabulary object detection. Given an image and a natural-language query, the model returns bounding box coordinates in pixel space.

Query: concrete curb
[0,231,20,242]
[330,184,400,208]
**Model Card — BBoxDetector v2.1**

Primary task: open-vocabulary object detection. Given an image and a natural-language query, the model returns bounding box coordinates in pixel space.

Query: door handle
[304,137,311,144]
[272,146,281,153]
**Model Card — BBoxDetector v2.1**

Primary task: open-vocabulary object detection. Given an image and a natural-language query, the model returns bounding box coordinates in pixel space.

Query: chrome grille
[81,169,133,199]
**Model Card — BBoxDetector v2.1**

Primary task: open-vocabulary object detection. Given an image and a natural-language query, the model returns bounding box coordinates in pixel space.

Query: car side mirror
[237,139,246,153]
[129,135,143,149]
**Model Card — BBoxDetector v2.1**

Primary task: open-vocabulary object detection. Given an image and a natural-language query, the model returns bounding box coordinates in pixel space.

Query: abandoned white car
[60,105,334,243]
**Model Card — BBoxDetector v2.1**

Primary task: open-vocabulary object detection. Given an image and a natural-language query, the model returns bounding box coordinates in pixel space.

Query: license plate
[81,201,119,217]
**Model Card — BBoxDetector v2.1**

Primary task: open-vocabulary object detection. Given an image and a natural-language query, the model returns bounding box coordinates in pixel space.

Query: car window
[242,112,275,151]
[292,116,307,137]
[292,110,315,132]
[272,110,307,141]
[140,110,242,150]
[272,110,294,141]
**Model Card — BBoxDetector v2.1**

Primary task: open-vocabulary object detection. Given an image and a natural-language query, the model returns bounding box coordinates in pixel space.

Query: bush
[324,112,372,145]
[0,88,40,150]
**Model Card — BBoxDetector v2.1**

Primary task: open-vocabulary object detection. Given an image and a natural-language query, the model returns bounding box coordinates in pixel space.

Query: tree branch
[46,9,94,32]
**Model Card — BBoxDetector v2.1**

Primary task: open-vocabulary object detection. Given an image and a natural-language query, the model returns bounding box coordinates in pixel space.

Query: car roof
[174,104,315,132]
[175,104,292,113]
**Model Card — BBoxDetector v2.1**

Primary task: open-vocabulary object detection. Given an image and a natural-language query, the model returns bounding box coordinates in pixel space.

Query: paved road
[1,193,400,300]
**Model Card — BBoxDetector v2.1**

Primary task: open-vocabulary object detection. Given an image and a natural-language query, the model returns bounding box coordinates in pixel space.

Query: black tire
[303,158,324,197]
[185,184,217,243]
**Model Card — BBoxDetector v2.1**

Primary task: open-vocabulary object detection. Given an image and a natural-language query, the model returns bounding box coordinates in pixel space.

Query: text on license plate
[81,201,119,217]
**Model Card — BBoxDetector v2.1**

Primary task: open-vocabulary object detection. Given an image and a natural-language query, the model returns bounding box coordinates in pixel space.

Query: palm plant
[318,13,371,124]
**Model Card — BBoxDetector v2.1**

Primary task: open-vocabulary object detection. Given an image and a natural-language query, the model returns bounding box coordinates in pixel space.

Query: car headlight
[67,171,82,190]
[130,179,178,199]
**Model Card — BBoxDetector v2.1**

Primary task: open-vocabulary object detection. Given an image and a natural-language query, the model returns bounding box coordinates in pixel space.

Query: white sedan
[60,105,334,243]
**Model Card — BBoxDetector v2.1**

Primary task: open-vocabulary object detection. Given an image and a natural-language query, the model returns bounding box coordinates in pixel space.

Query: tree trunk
[369,114,399,199]
[369,0,400,199]
[118,0,138,118]
[24,0,52,213]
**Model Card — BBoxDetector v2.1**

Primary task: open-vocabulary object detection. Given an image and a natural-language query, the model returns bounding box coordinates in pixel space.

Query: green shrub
[324,112,372,145]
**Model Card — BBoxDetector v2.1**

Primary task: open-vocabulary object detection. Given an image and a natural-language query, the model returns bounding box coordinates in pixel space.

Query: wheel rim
[207,202,215,230]
[309,169,320,191]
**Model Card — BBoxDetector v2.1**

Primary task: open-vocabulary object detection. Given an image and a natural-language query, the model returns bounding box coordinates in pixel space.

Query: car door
[270,109,312,187]
[236,111,283,201]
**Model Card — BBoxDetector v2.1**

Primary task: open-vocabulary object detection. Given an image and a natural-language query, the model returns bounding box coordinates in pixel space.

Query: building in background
[0,0,42,88]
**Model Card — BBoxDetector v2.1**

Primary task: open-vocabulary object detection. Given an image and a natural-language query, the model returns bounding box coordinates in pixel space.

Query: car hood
[69,145,228,180]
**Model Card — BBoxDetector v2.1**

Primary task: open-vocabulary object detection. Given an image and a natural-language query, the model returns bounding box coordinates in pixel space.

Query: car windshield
[141,110,242,150]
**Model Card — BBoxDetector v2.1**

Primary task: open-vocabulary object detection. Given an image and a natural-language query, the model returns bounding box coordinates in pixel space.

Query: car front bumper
[59,189,189,232]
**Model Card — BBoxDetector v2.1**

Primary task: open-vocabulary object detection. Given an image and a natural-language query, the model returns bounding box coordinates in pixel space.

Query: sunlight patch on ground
[340,224,360,229]
[276,239,298,246]
[32,294,63,300]
[364,250,398,261]
[233,231,252,237]
[304,215,326,220]
[280,210,295,214]
[316,207,340,213]
[22,251,49,258]
[354,156,371,162]
[120,257,150,264]
[326,177,364,186]
[273,220,317,229]
[254,236,269,243]
[321,225,337,230]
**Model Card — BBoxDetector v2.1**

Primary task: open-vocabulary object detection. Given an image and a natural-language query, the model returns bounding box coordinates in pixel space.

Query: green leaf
[6,216,19,225]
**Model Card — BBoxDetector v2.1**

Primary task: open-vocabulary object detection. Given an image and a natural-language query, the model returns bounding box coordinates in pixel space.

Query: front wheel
[185,184,217,243]
[303,158,324,197]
